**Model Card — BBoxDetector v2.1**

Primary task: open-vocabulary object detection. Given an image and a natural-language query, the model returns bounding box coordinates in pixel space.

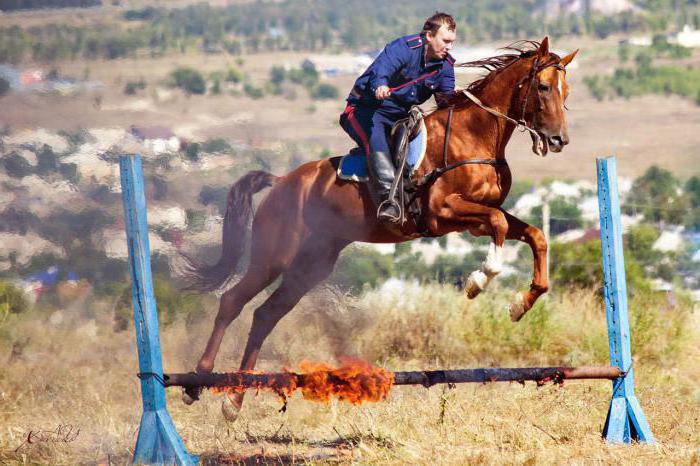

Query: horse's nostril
[550,135,569,146]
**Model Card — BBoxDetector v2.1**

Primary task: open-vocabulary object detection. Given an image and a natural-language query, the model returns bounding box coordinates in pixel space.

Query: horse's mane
[459,40,542,93]
[432,40,559,110]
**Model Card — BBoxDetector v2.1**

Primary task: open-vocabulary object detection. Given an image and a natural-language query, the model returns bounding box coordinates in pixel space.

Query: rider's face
[425,25,456,61]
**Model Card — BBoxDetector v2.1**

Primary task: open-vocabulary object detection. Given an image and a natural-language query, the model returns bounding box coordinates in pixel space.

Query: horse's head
[523,37,578,156]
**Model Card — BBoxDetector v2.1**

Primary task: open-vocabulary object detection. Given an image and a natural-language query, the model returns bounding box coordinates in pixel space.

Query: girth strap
[416,158,507,188]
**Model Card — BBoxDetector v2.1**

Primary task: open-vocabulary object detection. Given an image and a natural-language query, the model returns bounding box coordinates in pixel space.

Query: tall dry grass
[0,284,698,464]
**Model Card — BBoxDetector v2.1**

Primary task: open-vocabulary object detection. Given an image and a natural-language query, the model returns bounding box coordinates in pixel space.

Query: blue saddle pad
[337,121,427,182]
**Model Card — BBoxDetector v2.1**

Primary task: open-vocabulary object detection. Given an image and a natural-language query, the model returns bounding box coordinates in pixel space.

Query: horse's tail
[182,170,278,293]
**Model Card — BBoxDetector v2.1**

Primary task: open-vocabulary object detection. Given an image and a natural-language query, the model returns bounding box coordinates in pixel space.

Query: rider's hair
[422,12,456,35]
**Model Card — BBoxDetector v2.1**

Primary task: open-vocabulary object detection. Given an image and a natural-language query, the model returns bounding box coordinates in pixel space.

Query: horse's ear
[538,37,550,57]
[560,49,579,68]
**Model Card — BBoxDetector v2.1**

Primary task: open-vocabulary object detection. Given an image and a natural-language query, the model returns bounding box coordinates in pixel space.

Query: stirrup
[377,199,402,224]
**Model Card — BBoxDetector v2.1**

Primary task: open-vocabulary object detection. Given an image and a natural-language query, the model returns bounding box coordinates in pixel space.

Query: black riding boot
[367,151,401,224]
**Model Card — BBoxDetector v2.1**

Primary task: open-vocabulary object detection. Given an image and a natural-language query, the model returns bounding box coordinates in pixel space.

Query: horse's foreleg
[465,239,506,299]
[441,194,508,298]
[222,236,348,421]
[502,210,549,322]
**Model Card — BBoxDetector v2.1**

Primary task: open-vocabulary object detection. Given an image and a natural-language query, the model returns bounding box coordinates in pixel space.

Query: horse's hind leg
[222,235,348,420]
[182,263,284,405]
[196,265,281,373]
[184,212,299,404]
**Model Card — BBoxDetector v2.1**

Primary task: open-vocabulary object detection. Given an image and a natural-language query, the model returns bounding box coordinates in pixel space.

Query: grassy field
[0,285,698,464]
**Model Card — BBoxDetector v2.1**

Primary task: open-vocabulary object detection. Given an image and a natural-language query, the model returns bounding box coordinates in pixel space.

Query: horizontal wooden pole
[392,366,621,386]
[163,366,621,389]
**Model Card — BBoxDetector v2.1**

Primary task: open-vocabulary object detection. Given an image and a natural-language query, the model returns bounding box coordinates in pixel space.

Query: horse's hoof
[465,270,488,299]
[182,386,202,405]
[221,393,243,422]
[509,293,528,322]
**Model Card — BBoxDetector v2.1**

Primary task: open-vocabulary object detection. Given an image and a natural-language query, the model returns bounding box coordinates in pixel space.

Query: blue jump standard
[597,157,655,443]
[119,154,653,464]
[120,155,198,465]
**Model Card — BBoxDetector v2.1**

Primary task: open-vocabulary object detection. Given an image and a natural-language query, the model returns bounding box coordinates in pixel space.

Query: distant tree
[684,176,700,229]
[184,142,200,161]
[618,43,630,63]
[225,67,244,83]
[170,67,206,95]
[198,185,229,213]
[2,152,33,178]
[201,138,231,154]
[243,82,264,99]
[36,144,58,175]
[269,66,286,85]
[623,165,686,224]
[529,196,583,235]
[185,208,206,232]
[0,77,10,97]
[124,79,146,95]
[310,83,339,100]
[502,180,534,210]
[624,224,661,268]
[0,281,28,314]
[331,246,393,293]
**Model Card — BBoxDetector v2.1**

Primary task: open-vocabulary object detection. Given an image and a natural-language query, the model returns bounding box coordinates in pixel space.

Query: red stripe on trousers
[343,105,370,157]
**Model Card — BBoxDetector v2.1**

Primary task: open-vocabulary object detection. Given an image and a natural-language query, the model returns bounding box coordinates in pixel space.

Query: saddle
[337,107,428,231]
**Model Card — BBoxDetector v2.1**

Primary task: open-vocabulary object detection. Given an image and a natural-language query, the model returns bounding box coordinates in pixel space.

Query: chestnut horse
[183,38,578,417]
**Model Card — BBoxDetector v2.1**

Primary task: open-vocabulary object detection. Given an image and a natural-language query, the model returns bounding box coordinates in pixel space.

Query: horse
[182,37,578,418]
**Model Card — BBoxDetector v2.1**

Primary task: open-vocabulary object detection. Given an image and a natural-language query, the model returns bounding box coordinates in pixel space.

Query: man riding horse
[340,12,457,224]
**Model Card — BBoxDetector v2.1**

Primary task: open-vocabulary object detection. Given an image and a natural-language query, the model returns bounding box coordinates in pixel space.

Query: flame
[212,357,394,405]
[295,357,395,404]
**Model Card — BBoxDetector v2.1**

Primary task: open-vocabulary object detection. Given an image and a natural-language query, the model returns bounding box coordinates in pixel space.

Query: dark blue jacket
[347,33,455,114]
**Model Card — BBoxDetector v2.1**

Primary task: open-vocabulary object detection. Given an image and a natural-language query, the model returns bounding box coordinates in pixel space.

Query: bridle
[462,57,566,156]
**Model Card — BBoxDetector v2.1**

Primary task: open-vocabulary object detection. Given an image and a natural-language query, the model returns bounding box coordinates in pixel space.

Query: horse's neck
[455,59,532,157]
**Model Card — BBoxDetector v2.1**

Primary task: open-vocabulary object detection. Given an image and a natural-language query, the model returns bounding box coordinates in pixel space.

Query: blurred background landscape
[0,1,698,464]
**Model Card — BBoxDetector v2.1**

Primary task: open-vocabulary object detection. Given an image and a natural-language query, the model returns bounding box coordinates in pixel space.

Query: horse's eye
[538,84,550,92]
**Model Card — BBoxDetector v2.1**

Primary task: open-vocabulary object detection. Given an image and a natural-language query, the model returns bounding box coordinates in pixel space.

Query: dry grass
[0,285,698,464]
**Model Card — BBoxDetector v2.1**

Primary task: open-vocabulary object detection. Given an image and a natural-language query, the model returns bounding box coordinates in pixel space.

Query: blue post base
[133,409,200,465]
[603,394,655,444]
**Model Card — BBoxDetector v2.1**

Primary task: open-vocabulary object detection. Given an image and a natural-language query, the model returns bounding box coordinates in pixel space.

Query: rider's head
[422,12,456,61]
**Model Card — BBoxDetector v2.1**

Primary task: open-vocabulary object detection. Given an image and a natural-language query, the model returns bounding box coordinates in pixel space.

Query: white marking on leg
[465,243,503,298]
[482,243,503,277]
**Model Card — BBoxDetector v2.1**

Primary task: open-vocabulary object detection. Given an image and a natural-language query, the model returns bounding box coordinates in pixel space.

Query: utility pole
[542,197,551,290]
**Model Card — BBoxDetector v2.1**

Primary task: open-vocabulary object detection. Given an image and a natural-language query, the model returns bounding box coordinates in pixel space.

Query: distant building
[304,54,373,77]
[652,228,684,253]
[672,25,700,48]
[542,0,637,17]
[129,125,181,155]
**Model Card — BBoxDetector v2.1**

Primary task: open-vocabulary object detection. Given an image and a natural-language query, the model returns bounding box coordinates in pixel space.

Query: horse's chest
[453,166,511,206]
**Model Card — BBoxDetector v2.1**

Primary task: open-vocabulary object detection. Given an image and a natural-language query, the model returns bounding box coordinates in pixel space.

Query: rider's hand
[375,85,391,100]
